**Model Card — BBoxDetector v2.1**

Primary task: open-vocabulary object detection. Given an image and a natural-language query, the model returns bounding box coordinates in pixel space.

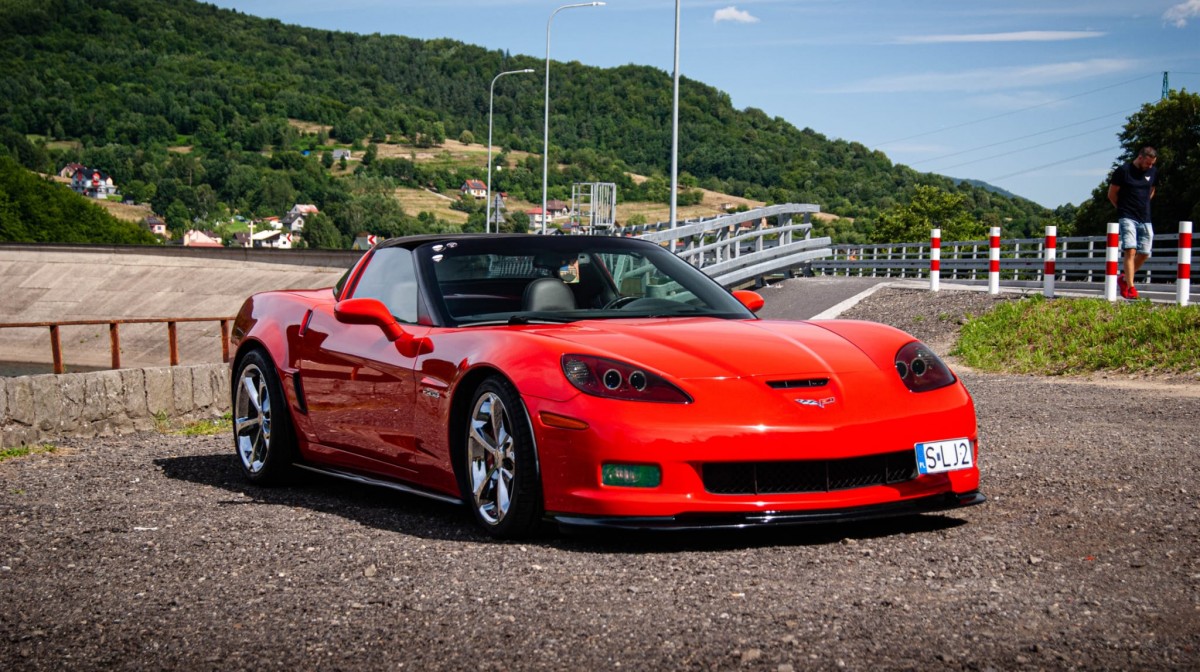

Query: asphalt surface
[2,281,1197,671]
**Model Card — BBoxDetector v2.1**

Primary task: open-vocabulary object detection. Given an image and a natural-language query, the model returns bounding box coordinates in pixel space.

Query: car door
[297,247,431,478]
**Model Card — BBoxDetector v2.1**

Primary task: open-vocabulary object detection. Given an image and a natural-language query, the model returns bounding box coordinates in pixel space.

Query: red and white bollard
[1043,225,1057,298]
[988,227,1001,295]
[1105,222,1120,301]
[929,228,941,292]
[1178,221,1193,307]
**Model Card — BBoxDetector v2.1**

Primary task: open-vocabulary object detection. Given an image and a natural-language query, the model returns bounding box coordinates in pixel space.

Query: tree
[300,212,345,249]
[165,199,191,236]
[362,143,378,166]
[871,185,984,243]
[1073,90,1200,236]
[459,130,475,145]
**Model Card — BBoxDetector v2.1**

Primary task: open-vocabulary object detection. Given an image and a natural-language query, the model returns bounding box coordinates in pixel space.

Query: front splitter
[551,491,985,532]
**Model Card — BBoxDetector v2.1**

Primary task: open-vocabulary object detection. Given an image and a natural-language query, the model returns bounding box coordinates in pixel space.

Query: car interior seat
[522,277,577,312]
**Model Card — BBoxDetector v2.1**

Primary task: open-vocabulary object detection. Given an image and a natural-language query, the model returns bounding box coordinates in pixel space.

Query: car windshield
[414,236,755,326]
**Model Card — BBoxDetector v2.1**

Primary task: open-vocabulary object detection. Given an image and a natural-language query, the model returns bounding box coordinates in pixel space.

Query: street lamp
[669,0,680,229]
[542,1,605,234]
[487,68,535,234]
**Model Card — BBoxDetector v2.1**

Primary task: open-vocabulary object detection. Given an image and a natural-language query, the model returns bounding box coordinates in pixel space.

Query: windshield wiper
[507,313,577,325]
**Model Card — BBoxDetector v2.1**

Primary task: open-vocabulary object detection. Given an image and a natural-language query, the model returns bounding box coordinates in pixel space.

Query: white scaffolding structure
[571,182,616,233]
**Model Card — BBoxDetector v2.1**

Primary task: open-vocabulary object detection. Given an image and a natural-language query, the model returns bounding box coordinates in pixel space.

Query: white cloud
[896,30,1105,44]
[714,6,759,24]
[834,59,1137,94]
[1164,0,1200,27]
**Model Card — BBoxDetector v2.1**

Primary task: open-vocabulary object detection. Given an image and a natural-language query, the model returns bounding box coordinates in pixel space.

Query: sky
[207,1,1200,210]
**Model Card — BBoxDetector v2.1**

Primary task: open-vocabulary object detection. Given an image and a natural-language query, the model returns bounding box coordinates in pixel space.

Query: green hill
[0,156,159,244]
[0,0,1059,245]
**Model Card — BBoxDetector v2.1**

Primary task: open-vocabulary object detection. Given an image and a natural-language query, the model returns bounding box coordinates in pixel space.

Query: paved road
[755,276,891,320]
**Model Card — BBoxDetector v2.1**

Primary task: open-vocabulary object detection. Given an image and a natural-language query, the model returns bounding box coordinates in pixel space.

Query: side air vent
[292,372,308,415]
[766,378,829,389]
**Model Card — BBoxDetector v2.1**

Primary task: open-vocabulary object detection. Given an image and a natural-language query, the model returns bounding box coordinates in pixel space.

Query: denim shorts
[1119,218,1153,256]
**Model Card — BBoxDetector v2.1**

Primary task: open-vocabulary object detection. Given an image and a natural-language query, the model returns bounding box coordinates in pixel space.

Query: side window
[349,248,418,323]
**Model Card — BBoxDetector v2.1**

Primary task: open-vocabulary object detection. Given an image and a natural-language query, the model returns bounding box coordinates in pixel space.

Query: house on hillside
[461,179,487,199]
[255,230,293,249]
[236,229,293,249]
[332,149,352,161]
[69,166,119,199]
[182,230,223,248]
[59,163,85,179]
[143,215,168,238]
[546,200,570,219]
[282,204,319,232]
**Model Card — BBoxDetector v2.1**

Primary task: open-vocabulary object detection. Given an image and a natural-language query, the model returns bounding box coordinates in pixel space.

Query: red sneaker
[1117,275,1128,295]
[1126,284,1139,299]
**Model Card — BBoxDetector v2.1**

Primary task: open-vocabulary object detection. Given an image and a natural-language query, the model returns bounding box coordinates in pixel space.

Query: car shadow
[155,452,971,553]
[154,453,485,543]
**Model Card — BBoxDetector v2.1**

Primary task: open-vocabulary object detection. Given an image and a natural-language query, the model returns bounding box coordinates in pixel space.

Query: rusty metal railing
[0,317,234,374]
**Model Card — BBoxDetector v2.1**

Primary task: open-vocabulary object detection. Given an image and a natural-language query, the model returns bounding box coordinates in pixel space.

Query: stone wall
[0,364,230,448]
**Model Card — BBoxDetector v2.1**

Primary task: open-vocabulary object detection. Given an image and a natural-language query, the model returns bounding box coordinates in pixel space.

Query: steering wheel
[603,296,640,309]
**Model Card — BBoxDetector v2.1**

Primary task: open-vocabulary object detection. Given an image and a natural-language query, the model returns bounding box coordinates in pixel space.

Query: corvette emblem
[796,396,836,409]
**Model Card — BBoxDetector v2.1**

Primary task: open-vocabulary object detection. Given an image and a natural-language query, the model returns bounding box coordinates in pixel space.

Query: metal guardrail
[628,204,833,287]
[813,233,1198,285]
[0,317,233,374]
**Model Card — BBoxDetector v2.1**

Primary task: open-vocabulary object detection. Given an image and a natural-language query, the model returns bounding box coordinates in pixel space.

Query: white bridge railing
[618,204,833,288]
[814,233,1196,285]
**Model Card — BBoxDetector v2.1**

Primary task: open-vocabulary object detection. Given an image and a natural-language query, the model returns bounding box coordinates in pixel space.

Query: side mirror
[334,298,407,342]
[732,289,765,313]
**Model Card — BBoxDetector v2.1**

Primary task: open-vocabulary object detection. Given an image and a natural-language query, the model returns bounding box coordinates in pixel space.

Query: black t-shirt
[1110,161,1157,222]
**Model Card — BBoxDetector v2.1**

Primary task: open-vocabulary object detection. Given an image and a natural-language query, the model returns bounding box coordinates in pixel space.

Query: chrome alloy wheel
[467,391,516,526]
[235,362,273,474]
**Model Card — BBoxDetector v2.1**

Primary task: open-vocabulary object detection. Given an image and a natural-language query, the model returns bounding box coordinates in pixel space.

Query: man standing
[1107,146,1158,299]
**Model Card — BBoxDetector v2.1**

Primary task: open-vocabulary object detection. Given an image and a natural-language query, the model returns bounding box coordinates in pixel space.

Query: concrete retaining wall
[0,364,230,448]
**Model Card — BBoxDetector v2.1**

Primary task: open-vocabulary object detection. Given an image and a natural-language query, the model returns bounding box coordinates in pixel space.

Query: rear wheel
[462,376,543,538]
[233,350,297,484]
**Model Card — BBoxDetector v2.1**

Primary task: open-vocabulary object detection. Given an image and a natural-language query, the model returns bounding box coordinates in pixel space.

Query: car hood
[529,318,880,380]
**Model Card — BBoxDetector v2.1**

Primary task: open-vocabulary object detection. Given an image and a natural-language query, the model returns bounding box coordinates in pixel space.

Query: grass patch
[952,296,1200,375]
[174,412,232,436]
[0,444,57,463]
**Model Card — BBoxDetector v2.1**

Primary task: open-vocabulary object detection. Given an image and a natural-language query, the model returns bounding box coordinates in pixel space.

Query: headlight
[561,354,692,403]
[895,341,956,392]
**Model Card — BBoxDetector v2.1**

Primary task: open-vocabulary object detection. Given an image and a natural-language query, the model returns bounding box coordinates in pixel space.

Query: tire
[462,376,543,539]
[232,349,297,485]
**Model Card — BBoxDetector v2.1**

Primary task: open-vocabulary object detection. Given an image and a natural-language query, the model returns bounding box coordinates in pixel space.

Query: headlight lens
[895,341,956,392]
[561,354,692,403]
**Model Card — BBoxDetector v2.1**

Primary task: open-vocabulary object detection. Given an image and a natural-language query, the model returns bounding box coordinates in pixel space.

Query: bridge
[619,203,833,288]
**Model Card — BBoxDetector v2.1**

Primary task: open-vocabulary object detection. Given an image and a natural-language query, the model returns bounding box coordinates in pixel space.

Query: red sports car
[231,234,982,538]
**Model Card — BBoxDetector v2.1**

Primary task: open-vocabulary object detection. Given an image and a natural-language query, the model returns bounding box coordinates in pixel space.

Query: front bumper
[551,490,985,532]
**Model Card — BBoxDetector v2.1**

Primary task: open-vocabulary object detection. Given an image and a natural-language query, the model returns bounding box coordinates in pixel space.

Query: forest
[0,0,1124,248]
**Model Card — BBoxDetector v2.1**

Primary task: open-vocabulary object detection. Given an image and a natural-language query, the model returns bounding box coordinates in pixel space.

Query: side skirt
[293,463,463,506]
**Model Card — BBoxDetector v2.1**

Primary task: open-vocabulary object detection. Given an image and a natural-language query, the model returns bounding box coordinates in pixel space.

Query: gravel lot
[2,287,1198,671]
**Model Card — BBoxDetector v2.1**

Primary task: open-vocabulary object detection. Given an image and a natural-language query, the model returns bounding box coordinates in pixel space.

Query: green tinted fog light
[602,464,661,488]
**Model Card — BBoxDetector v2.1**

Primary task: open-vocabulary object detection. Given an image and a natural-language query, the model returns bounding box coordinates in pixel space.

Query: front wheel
[462,376,543,539]
[233,349,297,485]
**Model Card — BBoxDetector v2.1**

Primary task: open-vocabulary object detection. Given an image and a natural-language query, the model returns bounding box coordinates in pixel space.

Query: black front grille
[702,451,919,495]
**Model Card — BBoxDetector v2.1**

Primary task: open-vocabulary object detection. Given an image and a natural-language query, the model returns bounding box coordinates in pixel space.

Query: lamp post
[669,0,680,229]
[542,1,604,234]
[487,68,535,234]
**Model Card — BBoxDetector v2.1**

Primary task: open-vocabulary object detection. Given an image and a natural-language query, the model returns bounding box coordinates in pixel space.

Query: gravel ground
[2,288,1198,671]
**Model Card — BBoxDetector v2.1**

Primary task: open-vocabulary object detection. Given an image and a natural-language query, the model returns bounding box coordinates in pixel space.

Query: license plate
[915,438,973,475]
